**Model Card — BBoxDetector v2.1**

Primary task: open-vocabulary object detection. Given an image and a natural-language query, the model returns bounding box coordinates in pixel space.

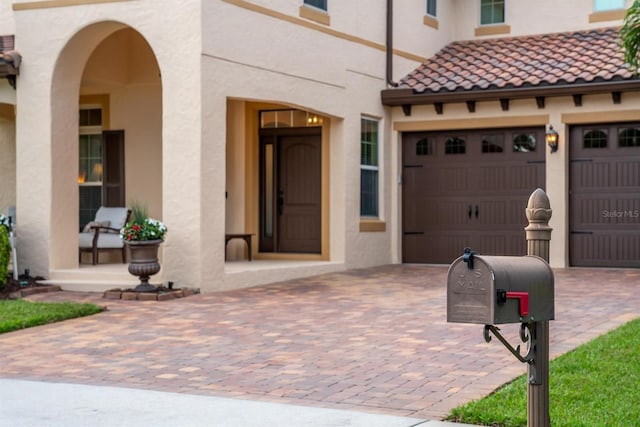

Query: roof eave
[0,62,18,78]
[381,80,640,106]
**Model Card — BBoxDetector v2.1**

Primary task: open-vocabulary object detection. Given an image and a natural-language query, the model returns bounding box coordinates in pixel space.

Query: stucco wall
[452,0,632,40]
[0,114,15,217]
[0,1,15,35]
[12,0,202,283]
[205,0,398,275]
[9,0,631,291]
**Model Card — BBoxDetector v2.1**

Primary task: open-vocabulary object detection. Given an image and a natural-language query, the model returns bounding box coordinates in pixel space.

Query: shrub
[0,225,10,287]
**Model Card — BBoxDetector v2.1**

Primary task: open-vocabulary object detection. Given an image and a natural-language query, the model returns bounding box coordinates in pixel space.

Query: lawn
[447,318,640,426]
[0,299,105,334]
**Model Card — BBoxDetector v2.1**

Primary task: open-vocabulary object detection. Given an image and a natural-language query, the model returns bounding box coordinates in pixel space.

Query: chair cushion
[94,207,129,231]
[82,220,111,233]
[79,232,124,249]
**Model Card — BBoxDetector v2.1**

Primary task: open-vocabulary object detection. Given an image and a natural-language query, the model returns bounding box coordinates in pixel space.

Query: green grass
[447,318,640,427]
[0,299,105,334]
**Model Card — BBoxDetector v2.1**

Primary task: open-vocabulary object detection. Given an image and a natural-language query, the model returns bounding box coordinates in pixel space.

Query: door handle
[475,205,479,219]
[468,205,472,219]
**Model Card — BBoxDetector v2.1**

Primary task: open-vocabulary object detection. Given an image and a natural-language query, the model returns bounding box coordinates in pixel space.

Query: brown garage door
[402,127,545,264]
[570,123,640,267]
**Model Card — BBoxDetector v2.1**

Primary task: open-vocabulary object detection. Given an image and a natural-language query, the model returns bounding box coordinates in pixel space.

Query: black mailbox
[447,252,554,324]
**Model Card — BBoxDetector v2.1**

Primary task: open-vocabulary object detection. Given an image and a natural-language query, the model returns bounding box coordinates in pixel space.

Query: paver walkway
[1,265,638,420]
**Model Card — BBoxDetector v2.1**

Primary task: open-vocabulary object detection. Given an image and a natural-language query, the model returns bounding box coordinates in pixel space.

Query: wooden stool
[225,234,253,261]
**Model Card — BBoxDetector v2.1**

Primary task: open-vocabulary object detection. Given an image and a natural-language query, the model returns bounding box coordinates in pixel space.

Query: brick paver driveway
[1,265,638,420]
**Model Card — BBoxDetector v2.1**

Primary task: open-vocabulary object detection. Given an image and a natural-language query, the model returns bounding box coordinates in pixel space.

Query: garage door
[402,127,545,264]
[570,123,640,267]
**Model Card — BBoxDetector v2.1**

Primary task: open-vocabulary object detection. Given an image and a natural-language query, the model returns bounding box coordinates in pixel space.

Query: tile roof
[398,27,636,94]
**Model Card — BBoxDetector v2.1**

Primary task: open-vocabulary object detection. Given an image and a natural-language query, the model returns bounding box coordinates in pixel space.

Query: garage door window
[482,135,504,153]
[416,138,434,156]
[619,128,640,147]
[584,129,608,148]
[513,133,536,152]
[445,137,465,154]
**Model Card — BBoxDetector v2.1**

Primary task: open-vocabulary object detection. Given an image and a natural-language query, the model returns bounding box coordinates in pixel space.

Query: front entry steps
[40,265,148,293]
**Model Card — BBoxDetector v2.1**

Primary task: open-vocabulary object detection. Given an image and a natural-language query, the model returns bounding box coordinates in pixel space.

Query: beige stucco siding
[453,0,632,40]
[6,0,634,292]
[12,0,203,285]
[0,112,15,217]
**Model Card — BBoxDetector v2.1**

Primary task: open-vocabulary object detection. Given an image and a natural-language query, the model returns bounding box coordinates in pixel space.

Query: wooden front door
[260,129,321,254]
[402,127,545,264]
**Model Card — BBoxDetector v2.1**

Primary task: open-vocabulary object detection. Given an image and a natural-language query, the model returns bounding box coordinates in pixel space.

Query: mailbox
[447,251,554,324]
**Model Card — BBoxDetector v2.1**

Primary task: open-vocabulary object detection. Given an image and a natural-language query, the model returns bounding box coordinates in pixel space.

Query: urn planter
[125,239,163,292]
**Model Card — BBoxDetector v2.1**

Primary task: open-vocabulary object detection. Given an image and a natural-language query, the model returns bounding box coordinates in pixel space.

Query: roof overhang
[381,79,640,107]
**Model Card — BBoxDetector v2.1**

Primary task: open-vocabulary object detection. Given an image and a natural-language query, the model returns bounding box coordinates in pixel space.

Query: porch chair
[79,207,131,265]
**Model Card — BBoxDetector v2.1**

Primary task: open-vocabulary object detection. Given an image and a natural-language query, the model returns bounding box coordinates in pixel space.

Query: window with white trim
[594,0,625,11]
[304,0,327,11]
[79,107,103,230]
[426,0,437,17]
[360,117,379,217]
[480,0,505,25]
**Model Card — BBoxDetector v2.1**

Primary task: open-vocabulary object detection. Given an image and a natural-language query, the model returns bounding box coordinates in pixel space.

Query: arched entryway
[50,22,162,270]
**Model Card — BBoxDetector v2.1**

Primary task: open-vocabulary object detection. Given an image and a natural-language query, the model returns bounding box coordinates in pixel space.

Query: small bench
[225,233,253,261]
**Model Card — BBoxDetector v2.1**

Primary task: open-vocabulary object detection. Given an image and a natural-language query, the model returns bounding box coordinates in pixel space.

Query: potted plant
[120,204,167,292]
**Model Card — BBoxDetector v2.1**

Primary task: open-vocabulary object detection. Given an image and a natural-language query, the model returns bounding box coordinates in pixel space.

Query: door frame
[258,126,323,254]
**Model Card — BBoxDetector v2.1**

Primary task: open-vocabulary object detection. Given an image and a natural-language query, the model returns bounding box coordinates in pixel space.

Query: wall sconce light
[546,125,559,153]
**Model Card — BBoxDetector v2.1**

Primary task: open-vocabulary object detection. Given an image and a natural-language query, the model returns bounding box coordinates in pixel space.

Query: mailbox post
[447,188,553,427]
[525,188,553,427]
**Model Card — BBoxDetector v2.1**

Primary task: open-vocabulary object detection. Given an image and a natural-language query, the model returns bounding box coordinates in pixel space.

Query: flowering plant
[120,204,167,242]
[0,214,11,231]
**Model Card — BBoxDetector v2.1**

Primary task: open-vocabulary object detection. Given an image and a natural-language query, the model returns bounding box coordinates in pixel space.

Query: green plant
[0,299,104,334]
[120,203,167,241]
[621,0,640,73]
[447,318,640,426]
[0,215,11,287]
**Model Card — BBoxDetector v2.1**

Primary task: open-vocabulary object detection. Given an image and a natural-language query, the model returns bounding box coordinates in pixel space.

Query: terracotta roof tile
[399,27,635,94]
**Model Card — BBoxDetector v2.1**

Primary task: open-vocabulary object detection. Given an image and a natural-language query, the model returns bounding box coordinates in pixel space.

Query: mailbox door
[447,257,495,324]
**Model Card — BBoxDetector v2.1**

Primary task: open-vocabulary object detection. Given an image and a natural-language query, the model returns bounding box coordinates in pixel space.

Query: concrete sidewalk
[0,379,477,427]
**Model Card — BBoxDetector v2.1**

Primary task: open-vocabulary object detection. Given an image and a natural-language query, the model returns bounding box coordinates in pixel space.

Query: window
[513,134,537,152]
[619,128,640,147]
[416,138,434,156]
[480,0,505,25]
[361,118,379,217]
[79,107,103,230]
[482,134,504,153]
[594,0,625,11]
[260,109,323,129]
[304,0,327,11]
[445,137,465,154]
[583,129,608,149]
[426,0,437,17]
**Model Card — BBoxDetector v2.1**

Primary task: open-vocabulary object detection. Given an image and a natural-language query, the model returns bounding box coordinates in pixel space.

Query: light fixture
[546,125,559,153]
